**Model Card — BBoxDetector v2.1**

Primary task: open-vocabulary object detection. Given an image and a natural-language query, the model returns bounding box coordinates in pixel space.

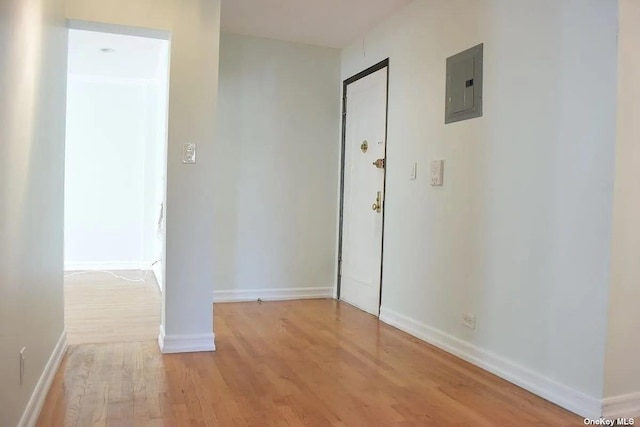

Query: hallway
[39,300,582,426]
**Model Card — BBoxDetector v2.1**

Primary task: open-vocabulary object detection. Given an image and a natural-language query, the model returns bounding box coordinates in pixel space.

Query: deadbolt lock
[372,158,385,169]
[371,191,382,213]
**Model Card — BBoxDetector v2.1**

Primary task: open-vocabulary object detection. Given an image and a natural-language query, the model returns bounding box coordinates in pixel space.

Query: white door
[340,66,388,316]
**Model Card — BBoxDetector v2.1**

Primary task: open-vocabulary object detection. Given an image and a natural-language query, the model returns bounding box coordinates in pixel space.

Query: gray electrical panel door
[445,43,483,124]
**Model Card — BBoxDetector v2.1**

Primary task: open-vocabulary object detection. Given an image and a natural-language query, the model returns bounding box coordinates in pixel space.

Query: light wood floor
[64,270,161,345]
[39,299,588,426]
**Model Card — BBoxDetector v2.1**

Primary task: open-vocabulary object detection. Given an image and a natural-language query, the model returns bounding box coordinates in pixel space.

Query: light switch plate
[431,160,444,186]
[183,142,196,164]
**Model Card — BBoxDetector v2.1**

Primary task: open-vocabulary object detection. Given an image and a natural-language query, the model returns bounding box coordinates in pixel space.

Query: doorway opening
[63,25,170,345]
[337,59,390,317]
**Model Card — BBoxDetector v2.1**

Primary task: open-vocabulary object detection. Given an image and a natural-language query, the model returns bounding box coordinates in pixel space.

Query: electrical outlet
[463,313,476,330]
[19,347,26,385]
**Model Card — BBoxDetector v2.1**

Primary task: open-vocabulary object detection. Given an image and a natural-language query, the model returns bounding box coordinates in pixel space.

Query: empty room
[1,0,639,426]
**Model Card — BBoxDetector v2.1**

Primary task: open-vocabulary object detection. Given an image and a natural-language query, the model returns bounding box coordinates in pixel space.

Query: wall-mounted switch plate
[431,160,444,186]
[183,142,196,164]
[19,347,26,385]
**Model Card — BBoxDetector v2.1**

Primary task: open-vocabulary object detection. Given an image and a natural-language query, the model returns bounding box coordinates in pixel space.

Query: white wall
[341,0,618,415]
[213,33,340,299]
[604,0,640,404]
[0,0,67,424]
[65,75,166,271]
[65,0,221,345]
[143,61,169,288]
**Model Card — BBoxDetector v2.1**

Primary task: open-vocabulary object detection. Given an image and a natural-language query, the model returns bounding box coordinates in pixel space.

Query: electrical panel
[445,43,483,124]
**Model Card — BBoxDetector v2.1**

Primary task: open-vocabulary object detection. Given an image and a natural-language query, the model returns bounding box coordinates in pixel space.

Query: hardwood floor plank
[64,270,161,345]
[39,299,592,426]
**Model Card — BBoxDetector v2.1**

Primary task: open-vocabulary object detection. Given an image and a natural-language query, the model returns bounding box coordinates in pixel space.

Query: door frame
[63,19,171,333]
[336,58,390,306]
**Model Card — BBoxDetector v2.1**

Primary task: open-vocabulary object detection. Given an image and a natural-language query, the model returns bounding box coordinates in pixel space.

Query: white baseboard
[379,307,603,419]
[152,262,163,293]
[603,392,640,419]
[212,287,333,303]
[64,261,150,271]
[158,325,215,354]
[18,331,67,427]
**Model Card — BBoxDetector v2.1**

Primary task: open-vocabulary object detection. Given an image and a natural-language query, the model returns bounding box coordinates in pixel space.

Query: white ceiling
[68,2,411,79]
[67,30,169,80]
[220,0,413,48]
